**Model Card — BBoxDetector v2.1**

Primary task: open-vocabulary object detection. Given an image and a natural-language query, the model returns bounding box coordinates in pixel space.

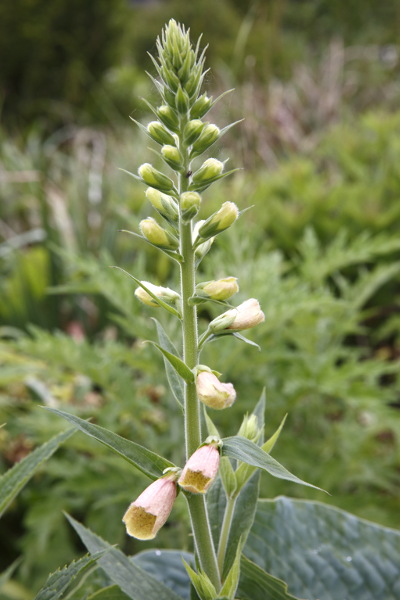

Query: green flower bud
[147,121,176,146]
[197,201,239,240]
[190,94,213,119]
[161,145,184,171]
[237,414,260,442]
[145,187,179,223]
[196,277,239,301]
[135,281,180,307]
[192,124,220,155]
[140,217,179,250]
[138,163,174,192]
[183,119,204,145]
[175,85,190,115]
[180,191,201,223]
[191,158,224,189]
[157,105,179,132]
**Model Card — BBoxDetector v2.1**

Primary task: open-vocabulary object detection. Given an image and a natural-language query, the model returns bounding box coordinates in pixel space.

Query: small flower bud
[145,187,179,223]
[123,473,178,540]
[197,201,238,241]
[183,119,204,145]
[157,105,179,132]
[161,145,184,171]
[209,298,265,333]
[190,94,213,119]
[192,124,220,155]
[192,158,224,188]
[180,191,201,223]
[138,163,174,192]
[147,121,176,146]
[140,217,179,250]
[195,370,236,410]
[193,220,214,262]
[196,277,239,301]
[134,281,180,307]
[175,85,190,115]
[178,443,220,494]
[238,414,260,442]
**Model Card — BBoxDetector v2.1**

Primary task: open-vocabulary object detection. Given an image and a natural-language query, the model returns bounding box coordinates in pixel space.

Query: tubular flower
[123,473,178,540]
[196,371,236,410]
[178,443,220,494]
[210,298,265,333]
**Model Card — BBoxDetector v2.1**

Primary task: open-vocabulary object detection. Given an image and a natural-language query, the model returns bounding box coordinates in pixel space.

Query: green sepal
[110,266,181,318]
[45,408,175,480]
[189,169,240,193]
[222,436,325,492]
[219,543,241,599]
[182,560,218,600]
[148,341,195,383]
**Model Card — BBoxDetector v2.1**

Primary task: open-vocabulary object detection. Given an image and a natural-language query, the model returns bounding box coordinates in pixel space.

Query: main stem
[179,136,221,589]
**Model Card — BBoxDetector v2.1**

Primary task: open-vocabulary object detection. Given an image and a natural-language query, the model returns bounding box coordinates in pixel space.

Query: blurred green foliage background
[1,0,400,597]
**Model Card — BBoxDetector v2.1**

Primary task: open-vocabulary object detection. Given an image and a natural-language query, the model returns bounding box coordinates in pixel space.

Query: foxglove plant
[48,19,321,600]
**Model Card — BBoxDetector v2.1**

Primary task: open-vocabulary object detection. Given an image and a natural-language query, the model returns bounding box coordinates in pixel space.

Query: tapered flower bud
[183,119,204,145]
[191,158,224,188]
[175,85,190,115]
[196,370,236,410]
[147,121,176,146]
[161,145,184,171]
[180,191,201,223]
[209,298,265,333]
[178,443,220,494]
[123,473,178,540]
[238,414,260,442]
[197,202,239,241]
[145,187,179,223]
[196,277,239,301]
[138,163,174,192]
[134,282,180,307]
[190,94,213,119]
[192,124,220,155]
[140,217,179,250]
[157,105,179,132]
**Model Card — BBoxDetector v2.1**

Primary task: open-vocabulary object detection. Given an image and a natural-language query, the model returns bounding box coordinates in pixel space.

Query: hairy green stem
[217,495,237,573]
[179,134,221,589]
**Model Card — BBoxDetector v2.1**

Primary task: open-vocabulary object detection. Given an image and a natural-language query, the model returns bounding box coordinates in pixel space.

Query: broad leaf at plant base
[46,408,175,480]
[133,550,193,600]
[66,515,183,600]
[237,556,300,600]
[246,497,400,600]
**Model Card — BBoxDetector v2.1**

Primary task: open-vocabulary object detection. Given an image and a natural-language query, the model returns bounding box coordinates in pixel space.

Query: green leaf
[182,560,217,600]
[66,515,183,600]
[152,318,184,408]
[88,585,131,600]
[149,342,194,383]
[222,436,324,492]
[133,550,193,600]
[0,428,75,518]
[232,332,261,351]
[34,551,106,600]
[46,408,175,480]
[246,497,400,600]
[237,556,300,600]
[219,543,241,599]
[111,267,181,318]
[0,558,21,590]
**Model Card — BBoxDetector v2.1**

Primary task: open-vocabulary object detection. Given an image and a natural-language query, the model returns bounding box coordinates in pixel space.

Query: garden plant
[1,18,400,600]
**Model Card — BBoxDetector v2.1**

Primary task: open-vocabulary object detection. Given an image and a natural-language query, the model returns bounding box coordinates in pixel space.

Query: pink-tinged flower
[210,298,265,333]
[122,474,177,540]
[178,444,220,494]
[196,371,236,410]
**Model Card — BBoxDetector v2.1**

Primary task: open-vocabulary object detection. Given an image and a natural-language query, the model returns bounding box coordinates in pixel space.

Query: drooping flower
[178,443,220,494]
[196,370,236,410]
[123,473,178,540]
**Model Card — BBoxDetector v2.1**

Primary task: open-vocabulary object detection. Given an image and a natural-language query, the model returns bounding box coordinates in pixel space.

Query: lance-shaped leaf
[152,318,184,408]
[88,586,131,600]
[221,436,324,492]
[34,551,106,600]
[111,267,181,318]
[219,543,241,599]
[149,342,194,383]
[66,515,182,600]
[117,229,182,264]
[0,428,75,518]
[45,408,175,480]
[237,556,300,600]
